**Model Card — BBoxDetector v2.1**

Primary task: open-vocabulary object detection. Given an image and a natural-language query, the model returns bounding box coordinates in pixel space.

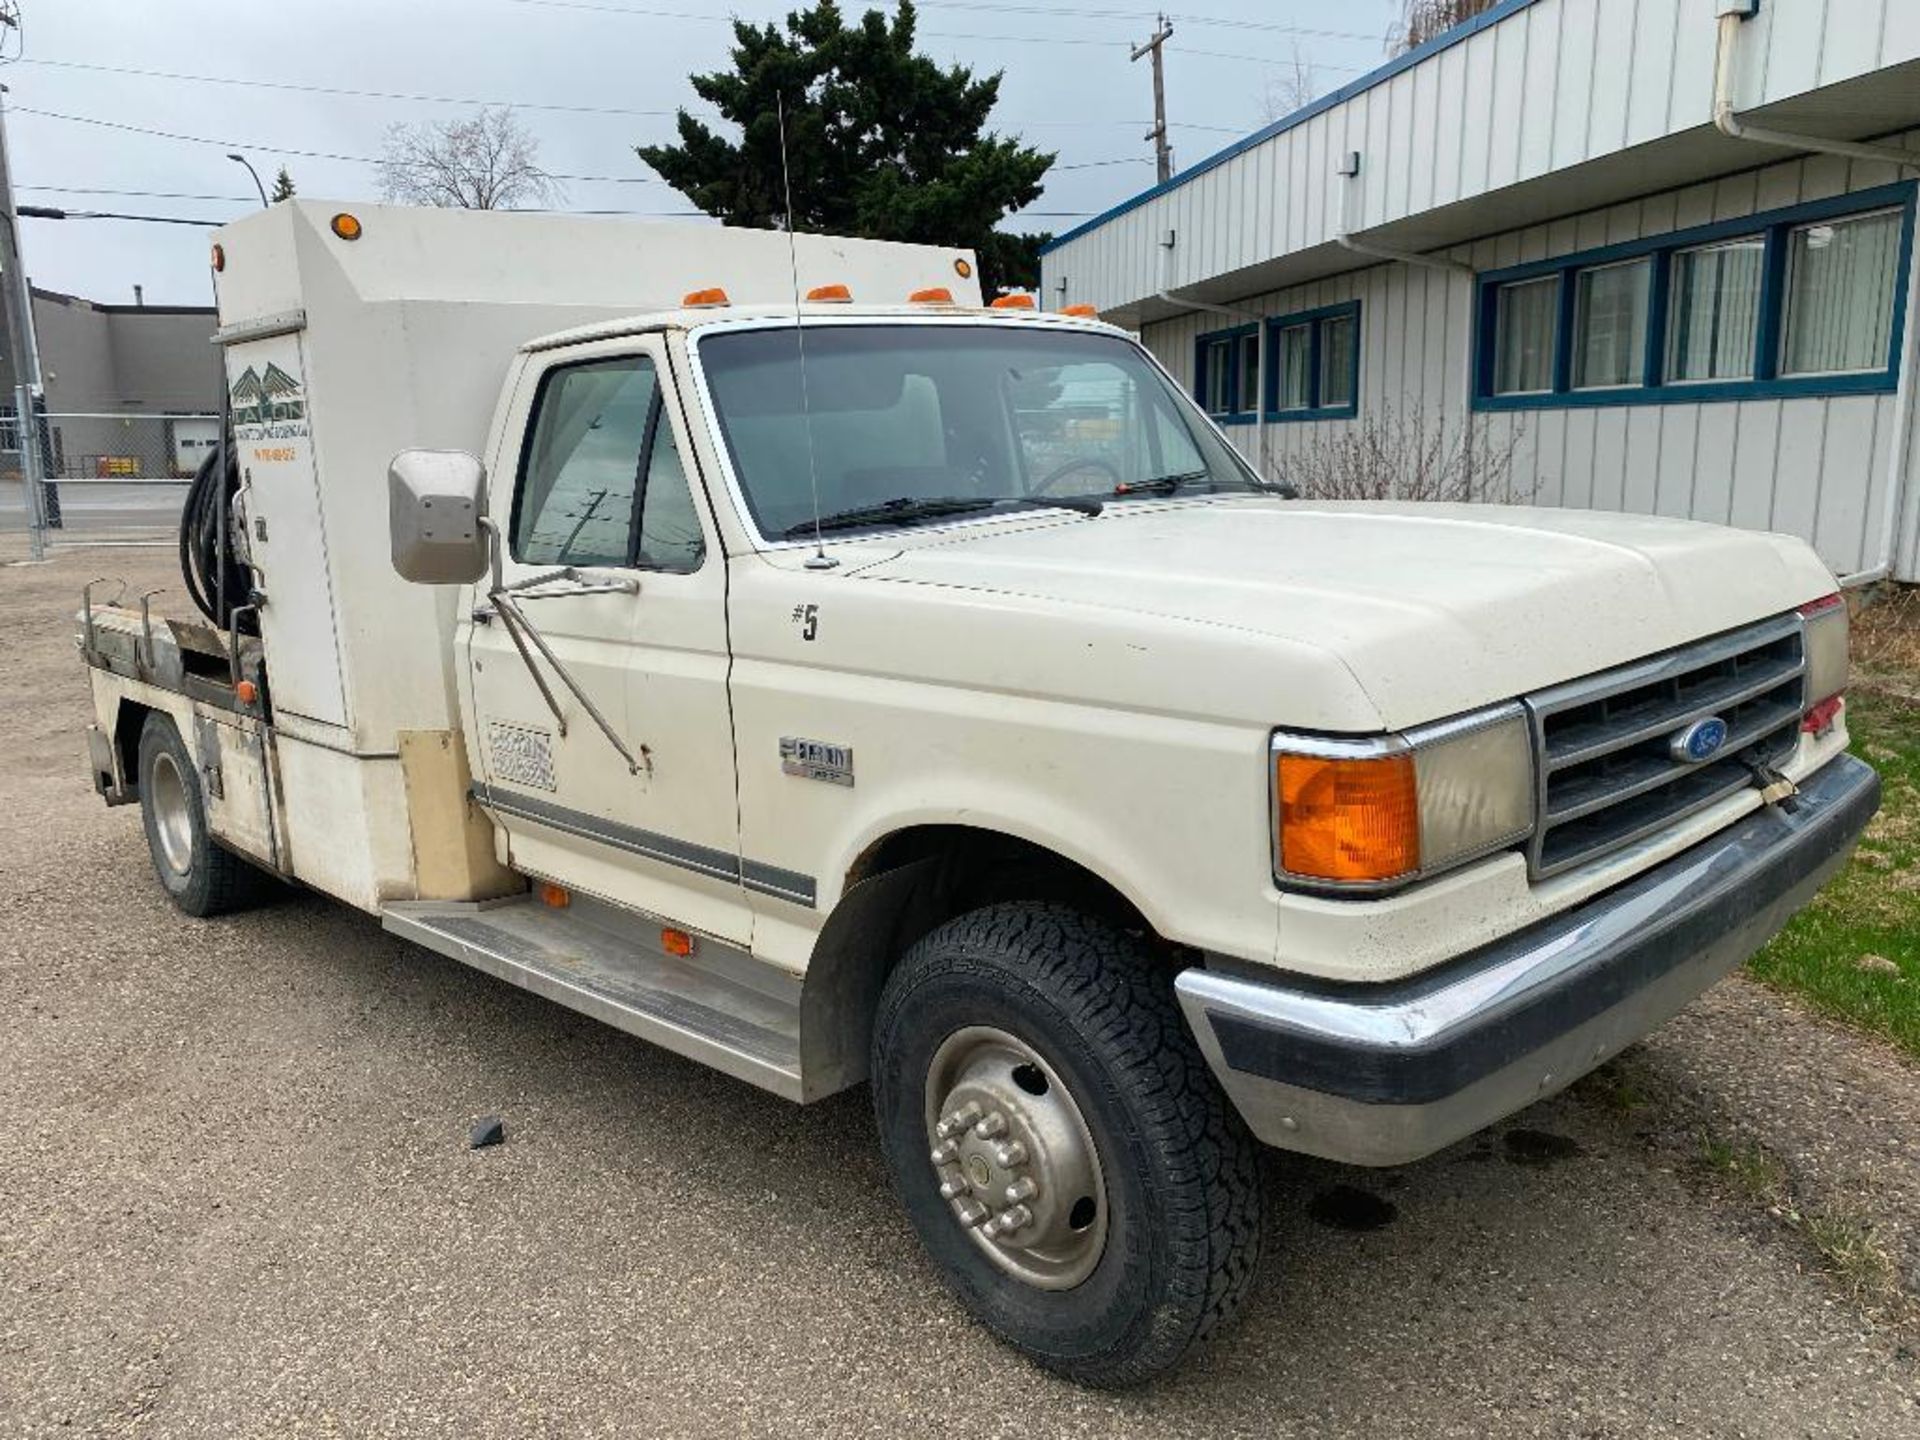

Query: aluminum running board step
[383,896,805,1100]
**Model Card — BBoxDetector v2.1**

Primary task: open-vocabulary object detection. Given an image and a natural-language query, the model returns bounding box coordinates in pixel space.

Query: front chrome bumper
[1176,754,1881,1167]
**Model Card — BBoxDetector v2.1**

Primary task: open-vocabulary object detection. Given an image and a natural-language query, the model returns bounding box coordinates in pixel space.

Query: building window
[1319,310,1357,410]
[1194,302,1360,422]
[1474,181,1916,411]
[1572,259,1651,390]
[1200,335,1234,415]
[1666,238,1763,383]
[1492,276,1560,394]
[1274,323,1312,410]
[1780,208,1903,377]
[1236,331,1261,413]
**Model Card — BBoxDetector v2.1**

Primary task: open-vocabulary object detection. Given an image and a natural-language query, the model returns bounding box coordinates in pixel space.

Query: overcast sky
[10,0,1403,306]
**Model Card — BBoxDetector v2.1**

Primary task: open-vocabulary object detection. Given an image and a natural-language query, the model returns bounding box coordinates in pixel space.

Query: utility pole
[1132,14,1175,185]
[0,77,49,561]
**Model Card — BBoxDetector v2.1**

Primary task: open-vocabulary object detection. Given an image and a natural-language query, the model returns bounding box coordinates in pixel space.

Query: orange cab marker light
[1060,303,1098,318]
[909,286,955,304]
[990,293,1037,310]
[234,678,259,706]
[330,212,363,241]
[539,882,571,909]
[210,243,226,272]
[953,257,973,279]
[805,283,853,303]
[682,286,731,307]
[1276,751,1420,883]
[661,927,696,958]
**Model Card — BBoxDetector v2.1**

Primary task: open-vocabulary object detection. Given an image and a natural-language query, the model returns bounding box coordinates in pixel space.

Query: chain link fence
[1,412,212,552]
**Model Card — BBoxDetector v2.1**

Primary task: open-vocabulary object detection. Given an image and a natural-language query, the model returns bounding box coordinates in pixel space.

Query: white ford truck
[79,201,1877,1386]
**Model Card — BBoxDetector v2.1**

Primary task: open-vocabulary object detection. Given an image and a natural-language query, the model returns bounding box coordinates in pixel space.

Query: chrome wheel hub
[149,750,194,877]
[925,1026,1107,1290]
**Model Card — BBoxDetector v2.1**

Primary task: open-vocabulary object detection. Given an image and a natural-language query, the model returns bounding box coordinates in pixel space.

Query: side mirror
[389,449,489,585]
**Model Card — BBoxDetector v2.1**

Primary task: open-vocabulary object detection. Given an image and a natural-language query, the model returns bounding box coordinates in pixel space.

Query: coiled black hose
[178,435,253,630]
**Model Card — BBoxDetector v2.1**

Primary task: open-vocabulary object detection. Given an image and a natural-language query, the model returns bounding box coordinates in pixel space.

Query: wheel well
[798,825,1175,1100]
[111,699,158,796]
[846,825,1152,938]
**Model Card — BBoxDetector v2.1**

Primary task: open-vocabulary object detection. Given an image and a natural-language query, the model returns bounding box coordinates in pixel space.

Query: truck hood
[844,498,1837,729]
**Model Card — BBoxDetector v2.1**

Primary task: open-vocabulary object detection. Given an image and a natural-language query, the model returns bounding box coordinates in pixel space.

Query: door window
[513,354,705,571]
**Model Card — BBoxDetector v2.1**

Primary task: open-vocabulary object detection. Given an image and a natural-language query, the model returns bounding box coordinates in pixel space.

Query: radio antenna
[777,93,836,571]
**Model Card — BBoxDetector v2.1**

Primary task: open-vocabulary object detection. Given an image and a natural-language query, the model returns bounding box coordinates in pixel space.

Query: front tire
[137,712,268,917]
[871,902,1264,1387]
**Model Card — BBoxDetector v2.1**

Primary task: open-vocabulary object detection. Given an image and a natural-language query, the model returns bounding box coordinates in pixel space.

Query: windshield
[697,323,1266,541]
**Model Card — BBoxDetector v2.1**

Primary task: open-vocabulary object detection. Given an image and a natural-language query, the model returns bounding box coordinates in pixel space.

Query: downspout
[1713,0,1920,585]
[1333,153,1474,276]
[1155,229,1271,479]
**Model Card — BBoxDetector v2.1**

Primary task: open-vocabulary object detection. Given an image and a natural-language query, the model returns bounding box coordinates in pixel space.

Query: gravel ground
[4,541,1920,1438]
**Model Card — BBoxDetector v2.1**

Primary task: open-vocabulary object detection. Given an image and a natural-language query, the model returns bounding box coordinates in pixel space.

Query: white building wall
[1046,0,1920,316]
[1146,134,1920,581]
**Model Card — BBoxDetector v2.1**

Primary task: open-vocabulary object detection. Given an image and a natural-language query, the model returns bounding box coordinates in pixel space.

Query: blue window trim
[1194,300,1363,425]
[1472,181,1918,412]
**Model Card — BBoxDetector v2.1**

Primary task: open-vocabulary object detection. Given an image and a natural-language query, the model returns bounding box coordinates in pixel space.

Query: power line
[18,185,258,203]
[13,57,682,119]
[499,0,1374,58]
[8,105,668,184]
[11,54,1256,133]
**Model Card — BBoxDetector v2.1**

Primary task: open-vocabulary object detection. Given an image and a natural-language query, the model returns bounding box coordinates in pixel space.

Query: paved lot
[3,542,1918,1438]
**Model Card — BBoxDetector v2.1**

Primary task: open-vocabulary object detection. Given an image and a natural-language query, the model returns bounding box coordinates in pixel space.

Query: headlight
[1272,704,1535,893]
[1798,593,1848,713]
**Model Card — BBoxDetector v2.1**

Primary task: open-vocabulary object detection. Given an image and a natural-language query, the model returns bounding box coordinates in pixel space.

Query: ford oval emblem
[1670,715,1730,764]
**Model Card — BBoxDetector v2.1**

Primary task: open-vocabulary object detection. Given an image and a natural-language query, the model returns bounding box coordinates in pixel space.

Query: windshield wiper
[1112,468,1209,497]
[783,494,1100,539]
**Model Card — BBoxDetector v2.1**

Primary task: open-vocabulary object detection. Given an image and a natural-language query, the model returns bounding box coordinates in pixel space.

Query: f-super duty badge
[780,736,854,787]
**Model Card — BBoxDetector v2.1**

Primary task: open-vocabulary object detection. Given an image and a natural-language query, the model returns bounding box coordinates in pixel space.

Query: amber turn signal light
[234,678,259,706]
[1276,751,1420,883]
[661,927,696,958]
[539,882,571,909]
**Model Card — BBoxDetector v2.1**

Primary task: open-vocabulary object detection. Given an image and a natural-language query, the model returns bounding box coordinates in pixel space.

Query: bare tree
[1259,44,1322,124]
[1390,0,1500,53]
[1278,404,1534,503]
[377,107,561,210]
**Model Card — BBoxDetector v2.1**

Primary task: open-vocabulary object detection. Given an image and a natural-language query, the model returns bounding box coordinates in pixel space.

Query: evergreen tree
[269,167,296,203]
[637,1,1053,297]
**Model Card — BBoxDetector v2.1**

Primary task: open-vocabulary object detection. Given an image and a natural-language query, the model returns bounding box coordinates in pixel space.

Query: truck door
[465,336,749,944]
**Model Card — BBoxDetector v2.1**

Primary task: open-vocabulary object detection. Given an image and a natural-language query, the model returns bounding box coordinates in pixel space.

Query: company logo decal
[229,359,311,449]
[1669,715,1730,765]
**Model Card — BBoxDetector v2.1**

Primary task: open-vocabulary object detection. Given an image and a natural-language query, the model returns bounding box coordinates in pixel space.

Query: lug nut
[992,1141,1028,1168]
[997,1203,1033,1234]
[1003,1177,1037,1204]
[955,1200,989,1228]
[929,1140,959,1165]
[939,1177,970,1201]
[937,1102,983,1139]
[973,1112,1009,1140]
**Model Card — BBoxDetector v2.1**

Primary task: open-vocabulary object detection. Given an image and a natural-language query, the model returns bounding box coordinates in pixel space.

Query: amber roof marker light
[682,286,731,307]
[989,293,1037,310]
[330,212,363,241]
[805,283,853,303]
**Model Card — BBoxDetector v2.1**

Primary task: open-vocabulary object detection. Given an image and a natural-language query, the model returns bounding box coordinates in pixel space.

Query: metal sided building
[1039,0,1920,585]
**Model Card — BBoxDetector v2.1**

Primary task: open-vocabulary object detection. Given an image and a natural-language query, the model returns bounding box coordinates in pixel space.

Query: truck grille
[1525,614,1805,879]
